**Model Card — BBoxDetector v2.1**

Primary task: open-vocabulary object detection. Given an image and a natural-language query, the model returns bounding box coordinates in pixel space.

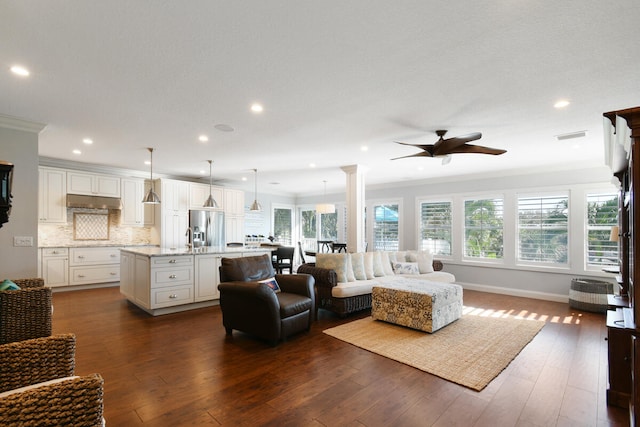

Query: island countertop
[119,246,273,257]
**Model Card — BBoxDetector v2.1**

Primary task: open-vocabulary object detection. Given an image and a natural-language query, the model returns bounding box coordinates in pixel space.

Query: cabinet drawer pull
[78,255,85,259]
[169,294,178,299]
[52,251,59,254]
[110,254,117,258]
[169,259,176,263]
[78,275,85,278]
[169,274,177,279]
[110,272,117,276]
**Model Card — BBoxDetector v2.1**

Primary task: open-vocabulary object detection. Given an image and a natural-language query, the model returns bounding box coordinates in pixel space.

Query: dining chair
[297,242,306,264]
[273,246,295,274]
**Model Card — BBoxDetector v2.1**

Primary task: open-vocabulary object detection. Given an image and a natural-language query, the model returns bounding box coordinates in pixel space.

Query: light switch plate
[14,236,33,247]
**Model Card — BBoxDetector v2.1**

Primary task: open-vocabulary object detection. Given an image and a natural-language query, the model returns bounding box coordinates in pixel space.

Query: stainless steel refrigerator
[188,209,225,247]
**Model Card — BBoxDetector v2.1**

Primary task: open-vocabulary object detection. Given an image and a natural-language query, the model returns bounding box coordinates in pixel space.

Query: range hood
[66,194,122,210]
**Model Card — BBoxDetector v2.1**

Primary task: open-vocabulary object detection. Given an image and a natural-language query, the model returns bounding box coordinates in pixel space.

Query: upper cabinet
[189,182,224,210]
[38,167,67,223]
[159,179,190,213]
[67,171,120,197]
[121,178,154,226]
[224,188,245,216]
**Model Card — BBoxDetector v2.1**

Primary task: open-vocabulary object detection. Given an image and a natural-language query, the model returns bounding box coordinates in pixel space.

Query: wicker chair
[0,278,52,344]
[0,334,104,427]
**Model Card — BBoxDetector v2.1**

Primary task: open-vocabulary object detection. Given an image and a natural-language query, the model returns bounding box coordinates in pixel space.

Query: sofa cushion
[372,252,386,277]
[393,262,420,275]
[317,253,354,283]
[220,255,274,281]
[416,252,434,274]
[276,293,312,318]
[380,252,395,276]
[351,253,367,280]
[363,253,376,279]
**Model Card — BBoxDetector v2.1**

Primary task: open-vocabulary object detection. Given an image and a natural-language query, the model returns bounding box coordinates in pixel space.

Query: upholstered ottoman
[371,279,463,333]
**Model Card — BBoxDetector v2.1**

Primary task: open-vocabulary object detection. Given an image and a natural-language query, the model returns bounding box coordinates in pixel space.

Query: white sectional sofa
[297,250,456,317]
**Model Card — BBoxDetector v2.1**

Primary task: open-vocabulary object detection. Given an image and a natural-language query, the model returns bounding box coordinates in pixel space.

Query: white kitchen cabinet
[121,178,154,226]
[224,188,245,216]
[120,250,135,299]
[69,247,121,285]
[155,179,190,249]
[41,247,69,287]
[38,167,67,223]
[190,183,224,210]
[225,215,245,245]
[194,252,243,302]
[67,171,120,197]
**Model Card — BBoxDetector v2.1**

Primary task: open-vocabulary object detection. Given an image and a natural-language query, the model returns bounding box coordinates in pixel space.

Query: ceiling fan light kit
[392,129,507,162]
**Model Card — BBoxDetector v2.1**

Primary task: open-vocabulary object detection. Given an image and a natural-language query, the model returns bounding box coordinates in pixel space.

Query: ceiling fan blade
[391,152,434,160]
[446,144,506,155]
[433,132,482,155]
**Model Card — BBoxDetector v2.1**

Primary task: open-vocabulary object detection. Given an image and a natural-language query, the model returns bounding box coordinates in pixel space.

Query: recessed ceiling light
[72,149,81,155]
[309,163,316,168]
[199,169,206,175]
[214,124,234,132]
[554,100,570,109]
[250,103,264,113]
[144,160,151,165]
[82,138,93,145]
[198,135,209,142]
[361,146,369,151]
[241,177,247,181]
[10,65,29,77]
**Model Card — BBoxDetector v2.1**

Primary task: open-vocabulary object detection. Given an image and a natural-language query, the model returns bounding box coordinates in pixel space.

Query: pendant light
[316,180,335,214]
[142,147,161,204]
[203,160,219,208]
[249,168,262,211]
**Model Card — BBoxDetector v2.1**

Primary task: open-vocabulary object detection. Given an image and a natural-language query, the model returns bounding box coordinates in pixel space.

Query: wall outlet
[13,236,33,247]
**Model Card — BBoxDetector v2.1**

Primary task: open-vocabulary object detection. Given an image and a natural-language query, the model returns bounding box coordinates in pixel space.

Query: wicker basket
[0,278,52,344]
[569,278,614,313]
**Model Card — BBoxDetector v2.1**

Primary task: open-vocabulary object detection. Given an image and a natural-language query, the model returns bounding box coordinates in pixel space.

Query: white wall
[0,116,45,279]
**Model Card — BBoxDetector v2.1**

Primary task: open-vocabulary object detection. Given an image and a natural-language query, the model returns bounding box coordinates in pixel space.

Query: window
[372,203,399,251]
[272,206,293,246]
[518,194,568,264]
[320,211,338,240]
[299,208,317,252]
[464,198,504,259]
[418,200,452,255]
[586,192,618,268]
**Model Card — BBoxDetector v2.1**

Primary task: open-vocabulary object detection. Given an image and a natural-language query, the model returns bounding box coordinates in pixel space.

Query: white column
[341,165,366,253]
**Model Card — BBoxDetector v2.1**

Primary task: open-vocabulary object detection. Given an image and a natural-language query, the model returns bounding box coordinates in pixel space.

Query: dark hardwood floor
[51,286,628,426]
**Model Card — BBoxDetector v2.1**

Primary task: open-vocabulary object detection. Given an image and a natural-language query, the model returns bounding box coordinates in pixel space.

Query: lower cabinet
[41,248,69,287]
[69,247,121,286]
[194,252,242,302]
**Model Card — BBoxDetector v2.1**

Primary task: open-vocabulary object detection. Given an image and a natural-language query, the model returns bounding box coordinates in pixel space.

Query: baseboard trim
[458,282,569,304]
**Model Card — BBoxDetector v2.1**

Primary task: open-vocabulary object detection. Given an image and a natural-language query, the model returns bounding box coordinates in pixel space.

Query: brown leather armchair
[218,254,315,345]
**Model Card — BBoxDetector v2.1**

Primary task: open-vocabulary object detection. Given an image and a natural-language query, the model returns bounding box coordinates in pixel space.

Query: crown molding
[0,114,46,133]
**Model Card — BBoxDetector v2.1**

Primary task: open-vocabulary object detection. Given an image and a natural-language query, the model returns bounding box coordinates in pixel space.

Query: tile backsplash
[39,208,152,247]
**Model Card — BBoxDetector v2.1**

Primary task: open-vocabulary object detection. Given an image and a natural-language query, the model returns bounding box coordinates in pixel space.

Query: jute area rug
[323,314,545,391]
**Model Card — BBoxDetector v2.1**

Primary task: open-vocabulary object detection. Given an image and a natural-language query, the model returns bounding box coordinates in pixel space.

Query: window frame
[461,195,505,263]
[416,197,453,258]
[367,199,402,251]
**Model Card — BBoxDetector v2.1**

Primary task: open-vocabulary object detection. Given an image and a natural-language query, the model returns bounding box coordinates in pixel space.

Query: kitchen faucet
[185,227,193,249]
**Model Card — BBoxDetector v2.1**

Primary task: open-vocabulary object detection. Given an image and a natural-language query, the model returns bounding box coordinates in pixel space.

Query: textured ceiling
[1,1,639,196]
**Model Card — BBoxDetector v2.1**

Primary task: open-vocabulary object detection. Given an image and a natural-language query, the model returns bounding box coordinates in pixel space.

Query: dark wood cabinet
[605,106,640,425]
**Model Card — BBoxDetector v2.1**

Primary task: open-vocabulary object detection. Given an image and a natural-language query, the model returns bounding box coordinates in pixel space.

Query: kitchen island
[120,246,272,316]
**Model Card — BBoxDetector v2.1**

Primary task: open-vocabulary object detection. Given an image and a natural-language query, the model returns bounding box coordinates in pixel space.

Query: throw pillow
[393,262,420,275]
[379,252,395,276]
[416,251,434,274]
[363,252,376,279]
[258,277,280,293]
[0,279,20,291]
[372,252,386,277]
[395,251,408,262]
[317,253,351,283]
[350,253,367,280]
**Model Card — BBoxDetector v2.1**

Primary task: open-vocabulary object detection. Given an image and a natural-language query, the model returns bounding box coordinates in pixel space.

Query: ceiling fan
[392,130,506,164]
